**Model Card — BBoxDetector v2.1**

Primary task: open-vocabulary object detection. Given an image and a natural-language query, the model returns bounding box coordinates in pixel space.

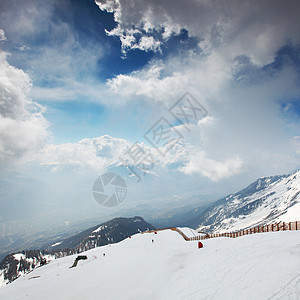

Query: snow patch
[13,254,25,261]
[92,225,107,233]
[51,242,62,247]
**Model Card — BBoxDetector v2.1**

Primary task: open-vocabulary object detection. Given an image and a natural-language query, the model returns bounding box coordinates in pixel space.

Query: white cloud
[181,151,243,181]
[0,50,48,167]
[0,1,105,104]
[106,51,230,108]
[106,61,189,105]
[0,29,6,41]
[32,135,131,172]
[137,36,161,52]
[29,131,244,182]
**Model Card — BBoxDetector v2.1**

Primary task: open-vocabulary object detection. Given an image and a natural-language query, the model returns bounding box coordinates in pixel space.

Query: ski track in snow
[268,274,300,300]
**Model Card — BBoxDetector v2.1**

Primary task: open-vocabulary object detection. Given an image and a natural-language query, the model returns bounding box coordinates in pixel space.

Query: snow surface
[0,271,5,288]
[177,227,204,238]
[0,229,300,299]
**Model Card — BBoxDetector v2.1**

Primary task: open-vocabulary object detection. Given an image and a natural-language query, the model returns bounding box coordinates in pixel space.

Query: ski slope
[0,229,299,299]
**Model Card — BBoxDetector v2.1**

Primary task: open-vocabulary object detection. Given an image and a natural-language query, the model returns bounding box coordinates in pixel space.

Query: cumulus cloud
[96,0,300,65]
[181,151,243,181]
[0,0,105,104]
[0,50,48,166]
[32,135,131,172]
[0,29,6,41]
[29,130,243,182]
[106,50,230,108]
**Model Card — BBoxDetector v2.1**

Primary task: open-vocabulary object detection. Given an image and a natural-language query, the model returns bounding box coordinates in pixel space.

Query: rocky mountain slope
[44,216,155,252]
[191,170,300,233]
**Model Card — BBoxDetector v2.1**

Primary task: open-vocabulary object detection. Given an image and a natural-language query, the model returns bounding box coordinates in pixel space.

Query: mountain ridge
[190,170,300,233]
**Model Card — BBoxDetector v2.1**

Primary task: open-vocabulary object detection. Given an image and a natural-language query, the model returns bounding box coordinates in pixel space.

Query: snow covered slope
[0,216,155,287]
[193,170,300,233]
[0,229,299,299]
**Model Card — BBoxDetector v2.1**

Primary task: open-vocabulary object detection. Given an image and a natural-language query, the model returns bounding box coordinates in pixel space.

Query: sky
[0,0,300,234]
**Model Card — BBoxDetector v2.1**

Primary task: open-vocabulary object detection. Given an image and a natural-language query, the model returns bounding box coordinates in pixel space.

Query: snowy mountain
[191,170,300,233]
[0,216,155,287]
[0,229,299,299]
[44,216,155,252]
[0,250,55,288]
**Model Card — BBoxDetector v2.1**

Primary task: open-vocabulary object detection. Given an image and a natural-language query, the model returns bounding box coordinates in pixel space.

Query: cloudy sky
[0,0,300,233]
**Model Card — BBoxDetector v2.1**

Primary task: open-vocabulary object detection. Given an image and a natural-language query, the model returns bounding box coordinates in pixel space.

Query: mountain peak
[192,170,300,233]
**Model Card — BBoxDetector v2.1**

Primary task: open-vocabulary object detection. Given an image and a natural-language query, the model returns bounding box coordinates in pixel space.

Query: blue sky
[0,0,202,143]
[0,0,300,232]
[0,0,154,143]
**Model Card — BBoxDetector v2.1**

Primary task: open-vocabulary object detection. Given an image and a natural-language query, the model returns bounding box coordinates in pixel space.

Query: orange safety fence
[189,221,300,241]
[143,221,300,241]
